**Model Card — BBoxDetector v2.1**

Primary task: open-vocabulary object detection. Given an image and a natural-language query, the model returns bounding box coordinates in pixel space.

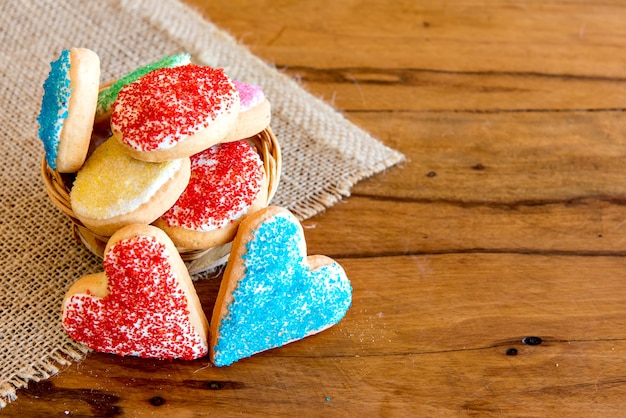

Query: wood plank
[302,196,626,257]
[347,110,626,203]
[281,68,626,112]
[344,254,626,349]
[14,340,626,416]
[189,0,626,77]
[11,254,626,415]
[189,1,626,112]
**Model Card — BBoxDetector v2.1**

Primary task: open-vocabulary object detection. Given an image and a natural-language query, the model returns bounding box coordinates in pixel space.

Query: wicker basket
[42,126,281,275]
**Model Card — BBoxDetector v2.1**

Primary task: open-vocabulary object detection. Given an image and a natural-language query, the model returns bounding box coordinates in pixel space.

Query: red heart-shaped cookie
[62,224,209,360]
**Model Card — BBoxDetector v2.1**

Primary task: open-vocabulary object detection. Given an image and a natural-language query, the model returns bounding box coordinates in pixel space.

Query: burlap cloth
[0,0,404,407]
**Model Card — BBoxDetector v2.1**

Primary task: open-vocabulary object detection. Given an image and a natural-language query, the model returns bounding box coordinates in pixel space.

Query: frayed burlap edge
[0,342,90,408]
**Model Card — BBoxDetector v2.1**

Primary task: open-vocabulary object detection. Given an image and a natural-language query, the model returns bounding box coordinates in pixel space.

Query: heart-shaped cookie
[62,224,209,360]
[210,206,352,367]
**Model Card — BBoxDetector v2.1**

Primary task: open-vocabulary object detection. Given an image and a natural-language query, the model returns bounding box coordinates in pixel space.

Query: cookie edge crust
[73,157,191,237]
[56,48,100,173]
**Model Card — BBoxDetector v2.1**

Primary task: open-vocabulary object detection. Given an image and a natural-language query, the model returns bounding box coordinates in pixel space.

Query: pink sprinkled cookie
[222,80,271,142]
[210,206,352,367]
[110,64,240,162]
[62,224,209,360]
[37,48,100,172]
[154,140,266,249]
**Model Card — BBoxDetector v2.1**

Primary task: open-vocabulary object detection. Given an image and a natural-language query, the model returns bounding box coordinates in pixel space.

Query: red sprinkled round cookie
[111,64,240,162]
[154,140,267,249]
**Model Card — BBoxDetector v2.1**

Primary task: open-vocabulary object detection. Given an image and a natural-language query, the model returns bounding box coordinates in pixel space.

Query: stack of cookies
[39,48,273,255]
[38,48,352,366]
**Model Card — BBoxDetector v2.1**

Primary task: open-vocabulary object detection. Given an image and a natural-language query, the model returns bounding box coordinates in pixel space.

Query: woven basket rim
[42,126,281,270]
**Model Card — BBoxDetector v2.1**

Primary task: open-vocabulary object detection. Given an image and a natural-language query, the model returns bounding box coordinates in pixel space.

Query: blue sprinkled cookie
[210,206,352,367]
[37,48,100,172]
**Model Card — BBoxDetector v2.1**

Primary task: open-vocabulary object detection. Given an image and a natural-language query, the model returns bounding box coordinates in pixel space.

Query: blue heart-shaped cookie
[210,206,352,367]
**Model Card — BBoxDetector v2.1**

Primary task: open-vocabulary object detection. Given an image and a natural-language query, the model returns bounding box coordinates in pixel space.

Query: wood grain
[7,0,626,416]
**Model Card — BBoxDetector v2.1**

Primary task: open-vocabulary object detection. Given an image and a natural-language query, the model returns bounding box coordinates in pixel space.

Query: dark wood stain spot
[176,379,246,391]
[22,380,122,416]
[522,336,543,346]
[471,163,486,170]
[506,348,518,356]
[207,381,221,390]
[149,396,165,406]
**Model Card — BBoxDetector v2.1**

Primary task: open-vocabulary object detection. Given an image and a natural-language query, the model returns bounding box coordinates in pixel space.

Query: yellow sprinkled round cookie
[70,137,191,236]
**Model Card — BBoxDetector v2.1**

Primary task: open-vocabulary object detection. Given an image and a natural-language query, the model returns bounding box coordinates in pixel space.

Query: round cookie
[62,224,209,360]
[221,80,271,143]
[37,47,100,172]
[70,137,191,237]
[110,64,240,162]
[94,52,191,125]
[154,140,266,249]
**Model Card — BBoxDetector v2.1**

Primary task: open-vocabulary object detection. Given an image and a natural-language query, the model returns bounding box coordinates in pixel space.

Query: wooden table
[7,0,626,415]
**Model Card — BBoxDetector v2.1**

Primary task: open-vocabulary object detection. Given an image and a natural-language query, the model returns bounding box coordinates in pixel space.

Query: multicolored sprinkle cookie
[210,206,352,367]
[62,224,209,360]
[222,80,271,142]
[110,64,240,162]
[37,48,100,172]
[94,52,191,124]
[70,137,191,237]
[154,140,266,249]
